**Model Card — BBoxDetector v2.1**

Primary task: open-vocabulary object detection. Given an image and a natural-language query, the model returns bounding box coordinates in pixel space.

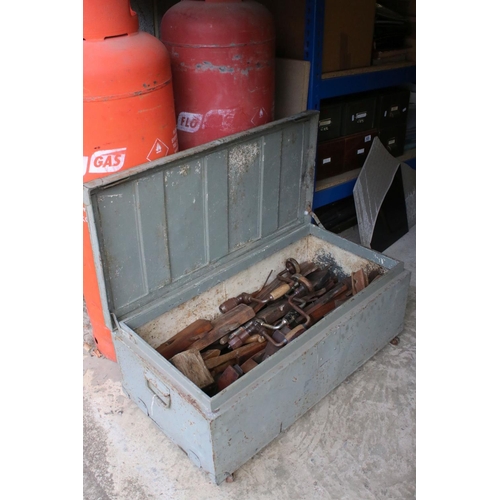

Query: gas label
[88,148,127,174]
[177,112,203,133]
[147,138,169,162]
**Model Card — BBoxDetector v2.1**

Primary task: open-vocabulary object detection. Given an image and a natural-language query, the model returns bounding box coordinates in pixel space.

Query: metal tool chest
[83,111,410,484]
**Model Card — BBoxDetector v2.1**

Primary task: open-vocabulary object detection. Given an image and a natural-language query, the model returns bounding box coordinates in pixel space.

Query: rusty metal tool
[227,268,332,349]
[219,259,318,314]
[227,298,293,349]
[260,324,307,360]
[284,268,333,327]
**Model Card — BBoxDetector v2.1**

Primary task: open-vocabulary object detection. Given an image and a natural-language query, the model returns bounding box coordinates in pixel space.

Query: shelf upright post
[304,0,325,111]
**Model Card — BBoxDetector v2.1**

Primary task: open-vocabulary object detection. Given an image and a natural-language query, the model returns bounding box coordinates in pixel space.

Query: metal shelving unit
[304,0,416,209]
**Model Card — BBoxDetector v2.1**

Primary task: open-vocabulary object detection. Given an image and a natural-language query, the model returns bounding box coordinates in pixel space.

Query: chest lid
[83,111,319,328]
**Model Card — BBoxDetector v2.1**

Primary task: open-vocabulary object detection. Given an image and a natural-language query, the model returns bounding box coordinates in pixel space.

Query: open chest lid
[83,111,319,330]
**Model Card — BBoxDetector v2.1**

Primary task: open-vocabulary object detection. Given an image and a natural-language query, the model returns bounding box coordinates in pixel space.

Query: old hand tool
[188,304,255,353]
[260,325,307,360]
[292,281,350,327]
[285,268,333,327]
[205,342,266,371]
[227,267,333,349]
[227,298,293,349]
[217,365,243,392]
[170,349,214,389]
[156,319,213,360]
[219,259,318,314]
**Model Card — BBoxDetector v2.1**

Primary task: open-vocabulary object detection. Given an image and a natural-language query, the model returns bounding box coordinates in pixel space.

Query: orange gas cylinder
[160,0,275,150]
[83,0,178,361]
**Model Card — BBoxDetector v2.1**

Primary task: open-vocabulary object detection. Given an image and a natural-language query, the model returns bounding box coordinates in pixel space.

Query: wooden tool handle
[205,342,265,370]
[240,357,259,374]
[256,299,292,324]
[219,297,240,314]
[189,304,255,352]
[304,282,348,325]
[268,283,290,300]
[285,325,306,341]
[156,319,213,360]
[217,365,243,392]
[201,349,221,360]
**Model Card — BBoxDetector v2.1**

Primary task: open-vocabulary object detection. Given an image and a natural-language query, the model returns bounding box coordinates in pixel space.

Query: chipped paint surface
[229,142,260,177]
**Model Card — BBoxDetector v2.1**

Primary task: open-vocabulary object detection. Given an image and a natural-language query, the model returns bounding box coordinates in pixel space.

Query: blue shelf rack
[304,0,416,209]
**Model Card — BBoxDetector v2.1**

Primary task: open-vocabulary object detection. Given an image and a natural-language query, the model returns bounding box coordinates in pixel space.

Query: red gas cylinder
[161,0,275,150]
[83,0,178,361]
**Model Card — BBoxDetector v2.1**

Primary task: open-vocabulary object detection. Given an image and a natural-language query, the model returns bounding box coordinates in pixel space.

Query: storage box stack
[404,84,416,149]
[315,86,411,181]
[316,92,378,181]
[375,86,410,157]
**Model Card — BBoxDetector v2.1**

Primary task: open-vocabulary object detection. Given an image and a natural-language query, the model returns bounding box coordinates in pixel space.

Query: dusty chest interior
[134,233,384,398]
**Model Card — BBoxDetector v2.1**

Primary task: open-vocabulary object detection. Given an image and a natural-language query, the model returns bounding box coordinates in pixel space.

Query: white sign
[88,148,127,174]
[177,112,203,133]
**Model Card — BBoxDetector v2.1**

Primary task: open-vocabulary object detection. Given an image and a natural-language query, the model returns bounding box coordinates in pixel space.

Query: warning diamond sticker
[147,139,169,162]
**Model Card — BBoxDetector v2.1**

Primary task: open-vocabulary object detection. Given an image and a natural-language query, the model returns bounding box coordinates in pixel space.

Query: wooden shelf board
[322,62,416,81]
[315,169,361,192]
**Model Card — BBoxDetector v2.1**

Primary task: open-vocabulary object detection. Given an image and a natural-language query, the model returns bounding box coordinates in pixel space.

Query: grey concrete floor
[83,225,416,499]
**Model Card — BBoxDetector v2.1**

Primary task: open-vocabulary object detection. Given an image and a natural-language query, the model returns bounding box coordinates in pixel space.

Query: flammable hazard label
[147,139,169,162]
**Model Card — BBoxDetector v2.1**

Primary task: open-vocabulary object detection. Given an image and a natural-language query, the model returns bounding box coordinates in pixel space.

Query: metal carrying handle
[145,373,171,410]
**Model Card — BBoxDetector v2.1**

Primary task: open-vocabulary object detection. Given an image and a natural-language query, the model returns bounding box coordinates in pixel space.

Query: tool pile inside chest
[155,256,381,396]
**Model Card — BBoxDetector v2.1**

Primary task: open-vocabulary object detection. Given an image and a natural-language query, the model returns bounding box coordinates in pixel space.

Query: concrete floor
[83,225,416,499]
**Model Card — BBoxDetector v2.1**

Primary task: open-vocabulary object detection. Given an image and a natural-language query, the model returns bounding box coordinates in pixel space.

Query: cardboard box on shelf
[256,0,376,74]
[322,0,376,73]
